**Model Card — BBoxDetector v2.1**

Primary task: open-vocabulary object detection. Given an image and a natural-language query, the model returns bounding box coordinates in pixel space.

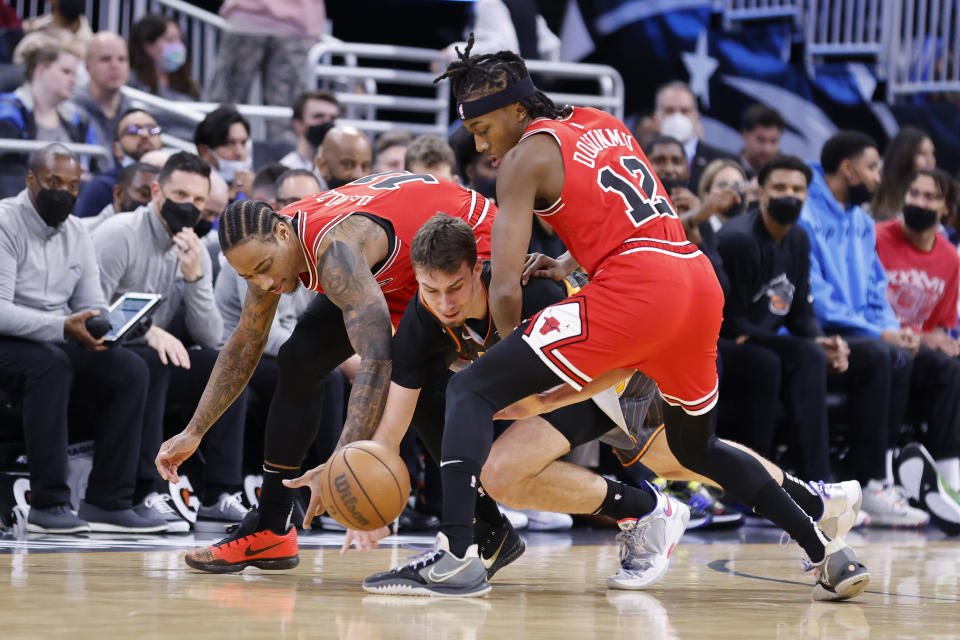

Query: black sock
[440,457,482,557]
[259,463,298,534]
[475,486,505,527]
[593,478,658,521]
[202,482,235,507]
[753,480,827,563]
[781,474,824,521]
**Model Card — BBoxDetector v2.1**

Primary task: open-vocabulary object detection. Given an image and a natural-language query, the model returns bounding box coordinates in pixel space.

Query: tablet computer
[103,292,163,343]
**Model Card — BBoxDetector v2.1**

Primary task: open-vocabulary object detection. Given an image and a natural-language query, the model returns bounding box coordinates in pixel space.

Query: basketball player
[286,215,861,591]
[360,37,871,600]
[154,175,506,572]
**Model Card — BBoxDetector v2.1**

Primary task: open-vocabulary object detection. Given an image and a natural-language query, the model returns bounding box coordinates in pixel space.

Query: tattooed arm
[156,285,278,482]
[317,228,394,448]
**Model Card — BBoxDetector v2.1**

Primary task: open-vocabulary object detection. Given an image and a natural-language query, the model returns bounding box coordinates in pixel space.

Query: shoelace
[144,494,178,517]
[221,492,248,517]
[395,548,442,572]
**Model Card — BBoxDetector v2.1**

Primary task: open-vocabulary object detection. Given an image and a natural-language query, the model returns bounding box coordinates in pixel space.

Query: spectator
[274,168,323,209]
[797,131,929,527]
[128,14,200,139]
[631,109,659,150]
[194,106,254,202]
[199,170,229,268]
[73,108,162,218]
[871,126,937,222]
[405,134,458,183]
[441,0,560,63]
[81,161,158,232]
[0,43,97,196]
[12,0,92,65]
[250,162,289,204]
[72,32,131,151]
[876,168,960,515]
[280,89,339,171]
[207,1,325,142]
[314,125,372,189]
[739,104,785,179]
[715,156,835,480]
[451,126,497,199]
[0,144,164,534]
[698,158,749,233]
[91,152,247,530]
[654,80,737,190]
[373,130,413,174]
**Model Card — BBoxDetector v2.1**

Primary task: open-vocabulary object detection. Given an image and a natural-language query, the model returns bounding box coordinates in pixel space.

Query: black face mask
[767,196,804,226]
[58,0,85,22]
[724,197,745,218]
[118,198,149,214]
[472,176,497,200]
[847,182,872,207]
[902,204,940,232]
[660,177,687,193]
[194,218,213,237]
[306,123,333,148]
[159,198,200,235]
[35,188,76,228]
[326,175,353,190]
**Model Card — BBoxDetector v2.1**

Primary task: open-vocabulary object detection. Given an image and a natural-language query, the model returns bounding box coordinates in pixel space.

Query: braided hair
[434,34,569,121]
[218,199,284,251]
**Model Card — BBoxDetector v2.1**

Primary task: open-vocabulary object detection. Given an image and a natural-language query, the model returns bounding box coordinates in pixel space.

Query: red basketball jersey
[277,173,495,323]
[520,107,689,276]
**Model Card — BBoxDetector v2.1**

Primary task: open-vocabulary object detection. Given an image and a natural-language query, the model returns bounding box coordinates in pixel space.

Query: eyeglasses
[121,124,162,137]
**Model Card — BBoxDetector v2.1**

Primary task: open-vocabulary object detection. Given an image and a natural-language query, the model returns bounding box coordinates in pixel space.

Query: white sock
[935,457,960,491]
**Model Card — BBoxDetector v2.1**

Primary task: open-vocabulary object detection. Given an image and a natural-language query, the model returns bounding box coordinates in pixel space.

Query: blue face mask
[160,41,187,73]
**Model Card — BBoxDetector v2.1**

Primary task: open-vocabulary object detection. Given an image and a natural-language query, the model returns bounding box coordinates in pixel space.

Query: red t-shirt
[277,174,494,326]
[520,107,687,277]
[876,218,960,332]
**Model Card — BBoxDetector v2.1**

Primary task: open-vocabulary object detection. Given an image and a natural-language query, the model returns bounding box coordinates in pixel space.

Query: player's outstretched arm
[156,283,278,481]
[370,382,422,452]
[317,240,393,448]
[489,139,556,336]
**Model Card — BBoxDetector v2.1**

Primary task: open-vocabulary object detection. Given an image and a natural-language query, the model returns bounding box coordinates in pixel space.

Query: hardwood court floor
[1,528,957,639]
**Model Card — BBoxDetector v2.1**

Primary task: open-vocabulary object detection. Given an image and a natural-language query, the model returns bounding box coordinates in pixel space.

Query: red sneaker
[185,509,299,573]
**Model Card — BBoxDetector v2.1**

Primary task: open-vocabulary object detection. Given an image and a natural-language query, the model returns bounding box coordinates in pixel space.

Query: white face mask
[213,149,252,184]
[660,112,696,145]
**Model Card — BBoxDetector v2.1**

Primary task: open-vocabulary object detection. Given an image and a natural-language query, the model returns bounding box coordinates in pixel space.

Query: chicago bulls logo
[540,316,561,335]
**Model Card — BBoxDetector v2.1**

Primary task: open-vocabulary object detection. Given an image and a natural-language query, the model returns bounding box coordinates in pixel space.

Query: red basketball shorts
[521,246,723,416]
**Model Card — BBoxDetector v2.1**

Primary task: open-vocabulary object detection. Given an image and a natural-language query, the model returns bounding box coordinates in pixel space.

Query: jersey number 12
[597,156,677,227]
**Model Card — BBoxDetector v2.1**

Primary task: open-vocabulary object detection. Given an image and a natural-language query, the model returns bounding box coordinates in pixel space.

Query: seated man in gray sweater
[0,144,166,534]
[91,152,248,531]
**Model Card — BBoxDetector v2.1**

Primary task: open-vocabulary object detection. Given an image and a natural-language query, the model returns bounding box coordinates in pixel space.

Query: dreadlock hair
[218,199,285,252]
[434,33,569,121]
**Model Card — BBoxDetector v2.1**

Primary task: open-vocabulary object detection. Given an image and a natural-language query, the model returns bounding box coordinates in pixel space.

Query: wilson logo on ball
[334,472,371,528]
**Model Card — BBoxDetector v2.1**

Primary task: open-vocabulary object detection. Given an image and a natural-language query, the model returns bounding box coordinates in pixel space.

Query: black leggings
[263,295,354,467]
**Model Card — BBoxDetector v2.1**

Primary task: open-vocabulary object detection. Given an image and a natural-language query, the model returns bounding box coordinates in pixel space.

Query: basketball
[318,440,411,531]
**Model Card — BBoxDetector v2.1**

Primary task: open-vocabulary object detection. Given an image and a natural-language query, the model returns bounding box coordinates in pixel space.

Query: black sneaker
[26,504,90,534]
[895,442,960,535]
[398,505,440,532]
[475,515,525,579]
[362,533,490,597]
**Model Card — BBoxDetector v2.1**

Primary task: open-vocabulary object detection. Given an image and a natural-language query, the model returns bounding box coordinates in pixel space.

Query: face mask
[34,188,76,227]
[847,181,872,207]
[306,123,333,148]
[660,112,695,145]
[194,218,213,237]
[767,196,804,226]
[159,197,200,235]
[214,151,252,184]
[58,0,85,22]
[160,41,187,73]
[328,173,361,189]
[472,176,497,200]
[118,198,149,214]
[724,198,745,218]
[660,177,687,193]
[902,204,940,232]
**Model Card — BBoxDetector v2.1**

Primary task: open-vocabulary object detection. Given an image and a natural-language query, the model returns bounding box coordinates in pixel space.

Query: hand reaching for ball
[283,464,326,529]
[340,526,391,554]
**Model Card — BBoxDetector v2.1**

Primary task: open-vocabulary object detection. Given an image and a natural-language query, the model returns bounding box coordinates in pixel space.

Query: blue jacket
[796,164,900,337]
[0,85,99,146]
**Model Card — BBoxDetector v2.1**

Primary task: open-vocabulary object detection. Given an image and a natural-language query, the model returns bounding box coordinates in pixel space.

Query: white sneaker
[498,506,529,530]
[135,492,191,533]
[523,510,573,531]
[861,481,929,528]
[607,485,689,590]
[168,476,199,524]
[195,492,249,531]
[809,480,862,539]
